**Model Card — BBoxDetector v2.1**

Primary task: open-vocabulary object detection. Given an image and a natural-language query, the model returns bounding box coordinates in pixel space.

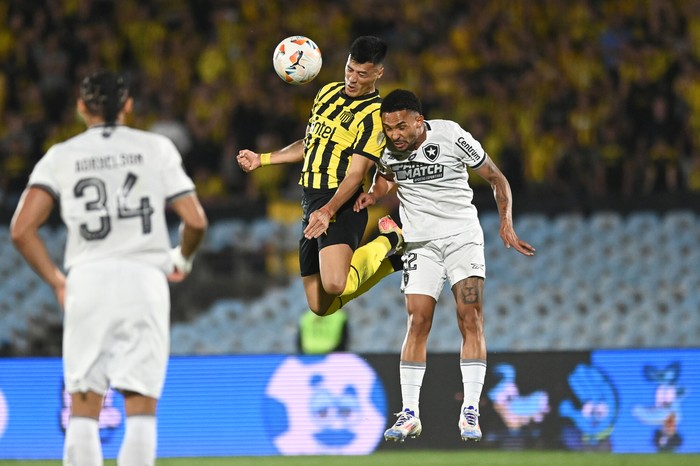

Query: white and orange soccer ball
[272,35,322,85]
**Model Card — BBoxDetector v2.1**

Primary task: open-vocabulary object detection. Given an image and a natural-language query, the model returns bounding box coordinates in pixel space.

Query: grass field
[1,451,699,466]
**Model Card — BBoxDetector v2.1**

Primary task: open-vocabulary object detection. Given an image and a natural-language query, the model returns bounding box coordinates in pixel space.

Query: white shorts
[63,258,170,399]
[401,230,485,301]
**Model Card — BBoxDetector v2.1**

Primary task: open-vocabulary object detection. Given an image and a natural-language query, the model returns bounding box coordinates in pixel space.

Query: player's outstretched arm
[474,156,535,257]
[10,187,67,307]
[237,139,305,173]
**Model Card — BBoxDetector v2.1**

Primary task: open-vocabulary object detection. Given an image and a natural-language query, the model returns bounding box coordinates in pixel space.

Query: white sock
[63,416,102,466]
[461,359,487,410]
[117,415,157,466]
[400,361,426,417]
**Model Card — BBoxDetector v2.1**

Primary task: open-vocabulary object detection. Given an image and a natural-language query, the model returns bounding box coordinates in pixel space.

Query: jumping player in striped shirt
[238,36,403,318]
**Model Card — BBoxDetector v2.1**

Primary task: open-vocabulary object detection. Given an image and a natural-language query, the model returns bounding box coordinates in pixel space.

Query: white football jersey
[378,119,486,242]
[28,125,195,272]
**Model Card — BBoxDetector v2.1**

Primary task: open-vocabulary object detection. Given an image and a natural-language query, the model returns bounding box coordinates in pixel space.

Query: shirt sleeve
[27,146,60,199]
[454,124,487,169]
[352,110,385,162]
[159,136,196,203]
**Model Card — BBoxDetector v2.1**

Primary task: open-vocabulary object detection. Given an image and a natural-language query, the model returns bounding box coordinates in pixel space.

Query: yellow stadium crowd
[1,0,700,215]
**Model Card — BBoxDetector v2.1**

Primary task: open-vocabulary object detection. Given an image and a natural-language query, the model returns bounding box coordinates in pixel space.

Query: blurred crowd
[1,0,700,215]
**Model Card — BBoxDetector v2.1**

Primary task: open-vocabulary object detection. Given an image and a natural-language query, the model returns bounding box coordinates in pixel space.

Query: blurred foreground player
[11,70,207,465]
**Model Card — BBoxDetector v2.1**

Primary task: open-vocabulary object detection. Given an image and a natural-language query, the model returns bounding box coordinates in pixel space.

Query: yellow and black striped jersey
[300,82,385,191]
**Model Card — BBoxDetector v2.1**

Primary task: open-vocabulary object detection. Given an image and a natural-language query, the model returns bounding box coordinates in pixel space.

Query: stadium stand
[4,209,698,356]
[166,209,700,354]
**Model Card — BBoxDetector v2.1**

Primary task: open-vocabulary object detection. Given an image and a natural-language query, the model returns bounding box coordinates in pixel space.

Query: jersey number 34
[74,172,154,240]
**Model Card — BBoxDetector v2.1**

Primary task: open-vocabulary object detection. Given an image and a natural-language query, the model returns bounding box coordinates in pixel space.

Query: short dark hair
[349,36,387,65]
[80,70,129,125]
[381,89,422,115]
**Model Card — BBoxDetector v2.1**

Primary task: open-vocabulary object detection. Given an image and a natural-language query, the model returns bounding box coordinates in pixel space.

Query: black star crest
[422,143,440,162]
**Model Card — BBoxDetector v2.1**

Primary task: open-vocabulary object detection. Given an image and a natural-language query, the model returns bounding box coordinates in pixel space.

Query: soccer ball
[273,35,322,85]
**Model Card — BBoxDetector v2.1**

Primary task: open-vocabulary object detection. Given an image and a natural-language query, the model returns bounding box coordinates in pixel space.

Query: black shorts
[299,188,368,277]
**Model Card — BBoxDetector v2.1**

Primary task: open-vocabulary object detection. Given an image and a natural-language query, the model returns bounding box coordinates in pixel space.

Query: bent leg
[302,274,333,315]
[322,254,402,316]
[312,241,400,316]
[318,243,354,297]
[302,242,354,315]
[340,235,395,295]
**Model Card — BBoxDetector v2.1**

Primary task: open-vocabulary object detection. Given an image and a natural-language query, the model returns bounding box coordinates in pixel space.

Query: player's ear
[123,97,134,115]
[375,64,384,80]
[76,99,88,123]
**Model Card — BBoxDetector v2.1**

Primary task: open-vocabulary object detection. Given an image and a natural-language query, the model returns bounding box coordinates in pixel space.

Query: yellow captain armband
[260,152,272,166]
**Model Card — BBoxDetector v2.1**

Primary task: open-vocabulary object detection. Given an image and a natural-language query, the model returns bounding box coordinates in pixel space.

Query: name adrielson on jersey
[391,161,444,183]
[75,153,144,172]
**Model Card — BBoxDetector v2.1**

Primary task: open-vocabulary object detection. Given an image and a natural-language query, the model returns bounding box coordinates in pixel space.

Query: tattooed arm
[473,155,535,256]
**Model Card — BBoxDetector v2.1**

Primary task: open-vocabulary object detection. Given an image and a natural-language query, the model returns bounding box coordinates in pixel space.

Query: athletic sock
[64,417,102,466]
[322,255,399,315]
[461,359,487,409]
[387,253,404,271]
[117,415,157,466]
[382,231,401,250]
[400,361,426,417]
[342,235,393,295]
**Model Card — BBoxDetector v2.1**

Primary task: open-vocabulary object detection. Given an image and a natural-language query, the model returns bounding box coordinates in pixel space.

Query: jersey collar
[87,123,125,130]
[339,88,380,101]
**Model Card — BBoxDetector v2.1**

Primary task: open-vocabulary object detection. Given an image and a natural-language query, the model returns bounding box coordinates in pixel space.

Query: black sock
[382,231,400,249]
[388,253,404,271]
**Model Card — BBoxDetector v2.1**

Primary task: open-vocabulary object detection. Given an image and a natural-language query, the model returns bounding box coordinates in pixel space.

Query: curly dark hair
[380,89,422,115]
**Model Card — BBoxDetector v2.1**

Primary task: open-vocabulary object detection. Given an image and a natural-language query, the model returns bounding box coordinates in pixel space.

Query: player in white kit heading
[11,70,208,466]
[354,89,535,443]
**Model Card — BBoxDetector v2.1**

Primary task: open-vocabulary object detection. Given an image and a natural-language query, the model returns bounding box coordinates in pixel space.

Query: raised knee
[322,280,346,297]
[308,305,326,316]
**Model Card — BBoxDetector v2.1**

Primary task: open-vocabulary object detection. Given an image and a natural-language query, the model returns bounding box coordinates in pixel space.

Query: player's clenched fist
[237,150,261,172]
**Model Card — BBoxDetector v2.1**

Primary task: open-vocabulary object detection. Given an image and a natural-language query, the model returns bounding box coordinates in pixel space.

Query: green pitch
[1,451,698,466]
